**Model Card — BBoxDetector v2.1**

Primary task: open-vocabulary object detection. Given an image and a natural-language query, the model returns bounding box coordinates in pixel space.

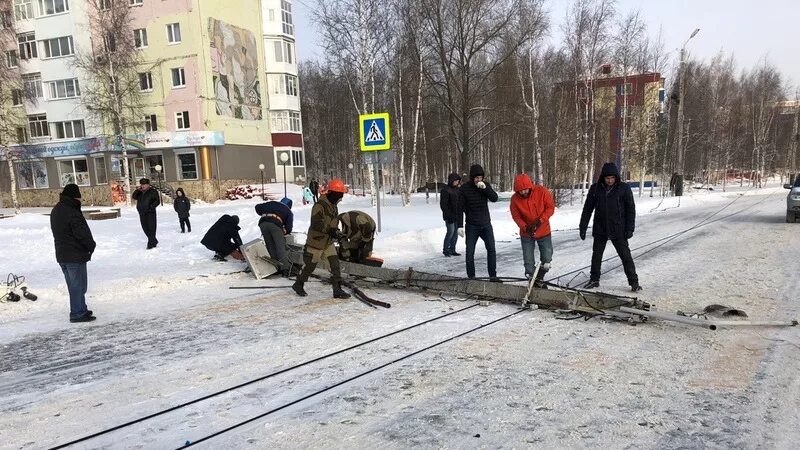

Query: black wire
[47,303,480,450]
[178,308,526,448]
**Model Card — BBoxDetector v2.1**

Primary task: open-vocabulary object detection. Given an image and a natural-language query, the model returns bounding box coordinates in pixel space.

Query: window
[139,72,152,91]
[103,32,116,52]
[268,74,299,96]
[94,156,108,185]
[58,158,90,187]
[175,111,190,129]
[52,120,85,139]
[17,160,49,189]
[272,40,293,64]
[42,36,74,58]
[16,127,28,143]
[99,0,111,10]
[617,82,633,96]
[144,114,157,131]
[166,23,181,43]
[145,154,163,178]
[273,41,282,63]
[171,67,185,87]
[289,111,300,132]
[22,73,42,98]
[28,114,48,138]
[269,110,301,132]
[6,50,18,68]
[18,32,37,60]
[38,0,69,16]
[12,89,24,106]
[14,0,35,20]
[129,0,143,5]
[268,9,274,21]
[291,149,304,167]
[0,11,12,29]
[281,0,293,35]
[175,151,198,180]
[133,28,148,48]
[47,78,80,99]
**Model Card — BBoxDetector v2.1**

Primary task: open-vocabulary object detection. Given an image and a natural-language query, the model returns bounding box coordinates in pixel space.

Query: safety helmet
[328,178,347,193]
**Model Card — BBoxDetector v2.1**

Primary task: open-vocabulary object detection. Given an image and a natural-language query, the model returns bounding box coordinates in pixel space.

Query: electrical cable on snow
[47,303,480,450]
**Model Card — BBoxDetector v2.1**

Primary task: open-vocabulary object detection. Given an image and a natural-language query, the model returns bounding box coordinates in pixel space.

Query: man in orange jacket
[510,173,555,287]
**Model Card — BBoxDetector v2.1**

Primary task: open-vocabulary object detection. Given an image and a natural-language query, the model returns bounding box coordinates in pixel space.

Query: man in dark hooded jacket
[439,172,462,256]
[256,197,294,276]
[173,187,191,233]
[50,184,97,323]
[201,215,244,261]
[579,162,641,292]
[458,164,499,281]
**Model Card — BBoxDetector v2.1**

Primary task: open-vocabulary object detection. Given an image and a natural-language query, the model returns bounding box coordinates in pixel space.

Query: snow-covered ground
[1,181,798,448]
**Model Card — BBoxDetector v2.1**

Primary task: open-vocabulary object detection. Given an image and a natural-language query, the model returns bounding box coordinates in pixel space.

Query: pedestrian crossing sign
[359,113,391,151]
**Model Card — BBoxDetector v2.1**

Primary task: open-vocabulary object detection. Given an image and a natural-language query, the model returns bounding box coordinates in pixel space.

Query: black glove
[329,229,344,240]
[625,230,633,240]
[579,229,586,240]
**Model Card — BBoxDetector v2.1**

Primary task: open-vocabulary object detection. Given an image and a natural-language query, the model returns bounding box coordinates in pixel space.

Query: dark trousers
[465,223,496,278]
[296,252,342,286]
[590,238,638,286]
[140,212,158,248]
[179,217,191,232]
[260,221,289,271]
[60,262,88,319]
[443,221,458,254]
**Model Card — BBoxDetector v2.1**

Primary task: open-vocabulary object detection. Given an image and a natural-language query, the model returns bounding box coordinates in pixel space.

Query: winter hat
[175,188,185,197]
[231,215,240,225]
[447,172,461,184]
[61,183,81,199]
[139,178,151,185]
[469,164,485,179]
[598,162,620,183]
[280,197,293,209]
[327,191,344,204]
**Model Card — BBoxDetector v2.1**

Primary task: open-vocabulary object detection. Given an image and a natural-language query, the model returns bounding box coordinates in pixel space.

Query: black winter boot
[583,280,600,289]
[533,270,548,289]
[332,283,351,299]
[292,281,307,297]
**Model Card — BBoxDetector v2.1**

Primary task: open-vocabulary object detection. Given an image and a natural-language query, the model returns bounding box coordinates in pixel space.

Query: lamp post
[258,163,265,200]
[279,152,289,198]
[153,164,163,206]
[675,27,700,197]
[348,162,354,195]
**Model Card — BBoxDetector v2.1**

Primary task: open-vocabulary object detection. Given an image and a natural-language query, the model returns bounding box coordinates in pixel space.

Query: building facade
[0,0,294,207]
[261,0,305,185]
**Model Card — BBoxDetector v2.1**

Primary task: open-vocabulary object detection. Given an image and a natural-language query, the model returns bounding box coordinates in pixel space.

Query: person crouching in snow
[256,197,294,277]
[173,188,191,233]
[510,173,555,287]
[201,214,244,261]
[291,179,351,299]
[337,210,376,264]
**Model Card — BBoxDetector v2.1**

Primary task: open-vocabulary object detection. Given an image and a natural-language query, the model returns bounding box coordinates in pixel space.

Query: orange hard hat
[328,178,347,193]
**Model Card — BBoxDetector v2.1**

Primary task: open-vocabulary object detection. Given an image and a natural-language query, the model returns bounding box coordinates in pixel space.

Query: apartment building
[0,0,282,206]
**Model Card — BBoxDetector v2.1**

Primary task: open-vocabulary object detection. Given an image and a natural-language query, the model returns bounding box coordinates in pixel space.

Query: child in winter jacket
[173,188,191,233]
[302,186,314,205]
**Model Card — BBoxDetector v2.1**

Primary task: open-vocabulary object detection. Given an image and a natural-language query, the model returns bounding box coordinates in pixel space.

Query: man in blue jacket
[50,184,97,323]
[256,197,294,276]
[579,162,641,292]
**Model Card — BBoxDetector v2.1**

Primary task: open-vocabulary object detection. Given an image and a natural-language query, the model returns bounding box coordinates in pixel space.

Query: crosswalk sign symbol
[359,113,391,151]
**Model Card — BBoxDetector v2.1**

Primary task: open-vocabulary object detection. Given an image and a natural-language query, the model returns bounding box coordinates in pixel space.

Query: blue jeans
[443,221,458,254]
[521,235,553,276]
[60,262,89,319]
[465,223,496,278]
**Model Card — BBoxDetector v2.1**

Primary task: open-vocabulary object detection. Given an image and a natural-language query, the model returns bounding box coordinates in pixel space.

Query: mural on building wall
[209,18,262,120]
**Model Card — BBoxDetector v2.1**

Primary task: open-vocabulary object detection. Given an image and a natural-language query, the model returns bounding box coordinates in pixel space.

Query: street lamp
[675,27,700,197]
[153,164,163,206]
[348,162,354,195]
[279,152,289,198]
[258,163,265,200]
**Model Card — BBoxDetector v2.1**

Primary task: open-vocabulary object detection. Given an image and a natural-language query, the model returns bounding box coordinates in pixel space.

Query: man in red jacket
[510,173,555,287]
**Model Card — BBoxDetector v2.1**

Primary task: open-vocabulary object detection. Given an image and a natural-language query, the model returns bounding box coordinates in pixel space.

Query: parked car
[784,175,800,223]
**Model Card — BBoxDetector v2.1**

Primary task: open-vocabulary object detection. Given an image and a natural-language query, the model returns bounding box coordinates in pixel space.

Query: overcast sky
[293,0,799,91]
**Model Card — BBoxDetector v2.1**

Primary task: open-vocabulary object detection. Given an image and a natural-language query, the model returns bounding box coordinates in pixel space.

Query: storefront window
[94,156,107,185]
[145,154,164,180]
[17,160,49,189]
[175,151,198,180]
[58,158,90,186]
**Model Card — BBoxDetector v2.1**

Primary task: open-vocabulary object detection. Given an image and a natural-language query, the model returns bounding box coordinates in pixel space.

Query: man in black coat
[309,179,319,203]
[458,164,499,281]
[50,184,97,323]
[579,162,641,292]
[439,172,462,257]
[201,214,244,261]
[131,178,160,249]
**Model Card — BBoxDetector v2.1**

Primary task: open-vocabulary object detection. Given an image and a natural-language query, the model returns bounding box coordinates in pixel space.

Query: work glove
[457,228,465,238]
[525,219,542,236]
[329,229,344,240]
[625,230,634,240]
[476,181,486,189]
[579,229,586,240]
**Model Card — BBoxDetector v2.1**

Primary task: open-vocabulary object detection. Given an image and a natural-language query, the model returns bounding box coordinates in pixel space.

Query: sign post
[358,113,391,232]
